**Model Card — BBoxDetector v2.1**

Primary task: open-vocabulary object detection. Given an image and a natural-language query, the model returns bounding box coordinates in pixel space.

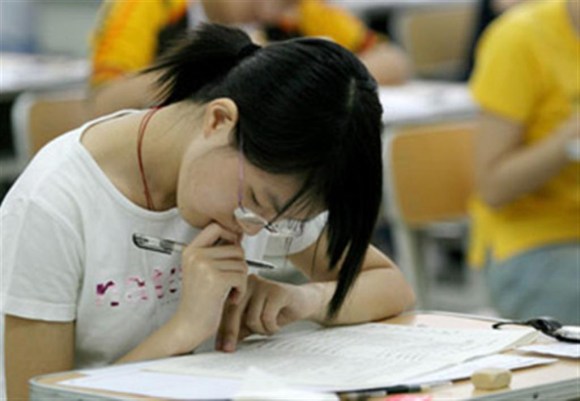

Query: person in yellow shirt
[89,0,410,117]
[469,0,579,324]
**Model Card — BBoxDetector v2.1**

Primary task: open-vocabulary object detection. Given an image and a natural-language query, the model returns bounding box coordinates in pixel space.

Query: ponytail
[145,23,259,106]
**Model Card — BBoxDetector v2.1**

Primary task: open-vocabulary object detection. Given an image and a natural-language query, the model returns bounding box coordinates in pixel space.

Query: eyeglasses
[235,144,304,238]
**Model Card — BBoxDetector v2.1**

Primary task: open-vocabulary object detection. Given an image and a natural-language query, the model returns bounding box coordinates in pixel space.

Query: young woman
[468,0,579,323]
[1,24,415,398]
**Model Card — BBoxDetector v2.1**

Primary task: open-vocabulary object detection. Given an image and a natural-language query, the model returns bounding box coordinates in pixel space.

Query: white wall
[1,0,102,57]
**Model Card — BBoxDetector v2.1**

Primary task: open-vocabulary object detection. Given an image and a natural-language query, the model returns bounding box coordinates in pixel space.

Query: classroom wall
[36,0,102,57]
[0,0,102,57]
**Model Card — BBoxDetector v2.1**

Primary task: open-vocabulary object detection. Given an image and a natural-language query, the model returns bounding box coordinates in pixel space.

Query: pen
[132,233,276,270]
[338,380,452,400]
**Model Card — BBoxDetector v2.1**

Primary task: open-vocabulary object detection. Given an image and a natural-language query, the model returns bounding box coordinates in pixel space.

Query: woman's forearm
[307,267,415,326]
[477,114,576,207]
[115,316,207,364]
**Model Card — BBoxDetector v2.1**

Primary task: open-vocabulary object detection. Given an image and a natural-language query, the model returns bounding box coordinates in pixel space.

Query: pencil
[132,233,275,270]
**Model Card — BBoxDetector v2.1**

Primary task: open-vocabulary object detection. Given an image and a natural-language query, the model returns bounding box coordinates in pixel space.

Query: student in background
[463,0,527,80]
[1,24,415,398]
[88,0,411,117]
[469,0,579,324]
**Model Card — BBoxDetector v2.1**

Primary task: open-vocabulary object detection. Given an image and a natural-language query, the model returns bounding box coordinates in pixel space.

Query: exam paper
[150,323,537,391]
[233,367,338,401]
[405,354,557,384]
[518,342,580,359]
[62,370,242,399]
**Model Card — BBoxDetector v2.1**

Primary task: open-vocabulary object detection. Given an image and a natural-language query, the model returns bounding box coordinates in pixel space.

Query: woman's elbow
[400,280,417,311]
[387,269,417,315]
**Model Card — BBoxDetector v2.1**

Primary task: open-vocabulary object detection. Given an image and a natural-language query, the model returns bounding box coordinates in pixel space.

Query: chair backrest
[383,120,476,307]
[11,89,90,163]
[384,120,476,228]
[393,4,476,80]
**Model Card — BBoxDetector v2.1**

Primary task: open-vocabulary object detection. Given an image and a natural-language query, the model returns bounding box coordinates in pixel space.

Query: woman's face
[177,145,311,235]
[201,0,298,24]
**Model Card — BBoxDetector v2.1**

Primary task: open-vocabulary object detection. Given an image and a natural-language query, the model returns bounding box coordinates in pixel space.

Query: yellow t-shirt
[469,0,580,266]
[294,0,378,53]
[91,0,189,87]
[90,0,379,87]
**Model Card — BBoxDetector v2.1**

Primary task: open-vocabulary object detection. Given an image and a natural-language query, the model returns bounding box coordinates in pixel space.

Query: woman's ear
[202,98,239,139]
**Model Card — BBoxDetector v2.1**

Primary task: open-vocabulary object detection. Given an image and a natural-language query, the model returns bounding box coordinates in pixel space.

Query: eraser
[471,367,512,390]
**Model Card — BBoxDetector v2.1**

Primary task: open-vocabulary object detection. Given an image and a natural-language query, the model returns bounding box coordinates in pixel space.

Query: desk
[0,52,88,99]
[30,312,579,401]
[379,80,477,128]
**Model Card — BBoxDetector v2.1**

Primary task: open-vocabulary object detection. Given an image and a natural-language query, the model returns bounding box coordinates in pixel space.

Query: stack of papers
[150,323,537,391]
[518,342,580,359]
[60,323,542,399]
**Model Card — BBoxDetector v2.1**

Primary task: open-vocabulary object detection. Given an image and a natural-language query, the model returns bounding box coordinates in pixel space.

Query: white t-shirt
[0,111,326,394]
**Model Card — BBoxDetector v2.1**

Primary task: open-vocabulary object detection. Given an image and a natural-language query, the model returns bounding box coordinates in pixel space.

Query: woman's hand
[170,223,249,351]
[215,274,324,352]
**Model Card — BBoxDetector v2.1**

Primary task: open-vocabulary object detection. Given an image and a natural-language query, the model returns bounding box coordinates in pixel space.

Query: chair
[392,3,477,80]
[383,120,476,307]
[11,88,90,167]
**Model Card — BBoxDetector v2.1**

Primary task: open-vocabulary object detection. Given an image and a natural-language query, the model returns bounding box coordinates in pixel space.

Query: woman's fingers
[174,223,248,339]
[190,223,241,248]
[261,296,284,334]
[215,277,309,353]
[223,271,248,298]
[245,287,270,335]
[216,280,254,352]
[199,245,245,262]
[216,300,243,352]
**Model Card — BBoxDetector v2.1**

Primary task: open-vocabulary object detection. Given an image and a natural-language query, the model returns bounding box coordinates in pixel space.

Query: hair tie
[238,43,261,60]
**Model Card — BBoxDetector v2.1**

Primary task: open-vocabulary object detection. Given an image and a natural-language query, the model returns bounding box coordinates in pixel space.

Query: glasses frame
[235,140,304,238]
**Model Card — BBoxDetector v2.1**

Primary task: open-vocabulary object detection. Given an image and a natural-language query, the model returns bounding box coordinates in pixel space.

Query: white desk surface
[30,312,579,401]
[0,79,475,183]
[0,52,88,98]
[379,80,477,126]
[0,52,473,126]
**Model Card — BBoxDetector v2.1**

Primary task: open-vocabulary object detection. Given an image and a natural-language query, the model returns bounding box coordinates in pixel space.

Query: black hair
[146,23,383,319]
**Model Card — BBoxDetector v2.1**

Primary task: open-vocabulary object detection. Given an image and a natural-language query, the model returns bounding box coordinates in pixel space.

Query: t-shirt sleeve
[469,17,540,123]
[1,200,83,322]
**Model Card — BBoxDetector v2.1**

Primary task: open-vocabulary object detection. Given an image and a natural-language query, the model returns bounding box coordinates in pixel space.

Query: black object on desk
[493,317,580,344]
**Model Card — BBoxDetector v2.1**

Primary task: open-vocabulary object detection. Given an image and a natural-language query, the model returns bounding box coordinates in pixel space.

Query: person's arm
[114,224,249,364]
[4,316,75,400]
[215,231,415,351]
[3,221,247,398]
[289,232,415,325]
[295,0,411,85]
[88,72,161,118]
[358,41,412,86]
[475,111,578,208]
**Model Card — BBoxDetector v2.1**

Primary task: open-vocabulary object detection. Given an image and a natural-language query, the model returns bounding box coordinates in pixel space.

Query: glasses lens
[234,206,268,227]
[266,220,304,238]
[234,207,304,237]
